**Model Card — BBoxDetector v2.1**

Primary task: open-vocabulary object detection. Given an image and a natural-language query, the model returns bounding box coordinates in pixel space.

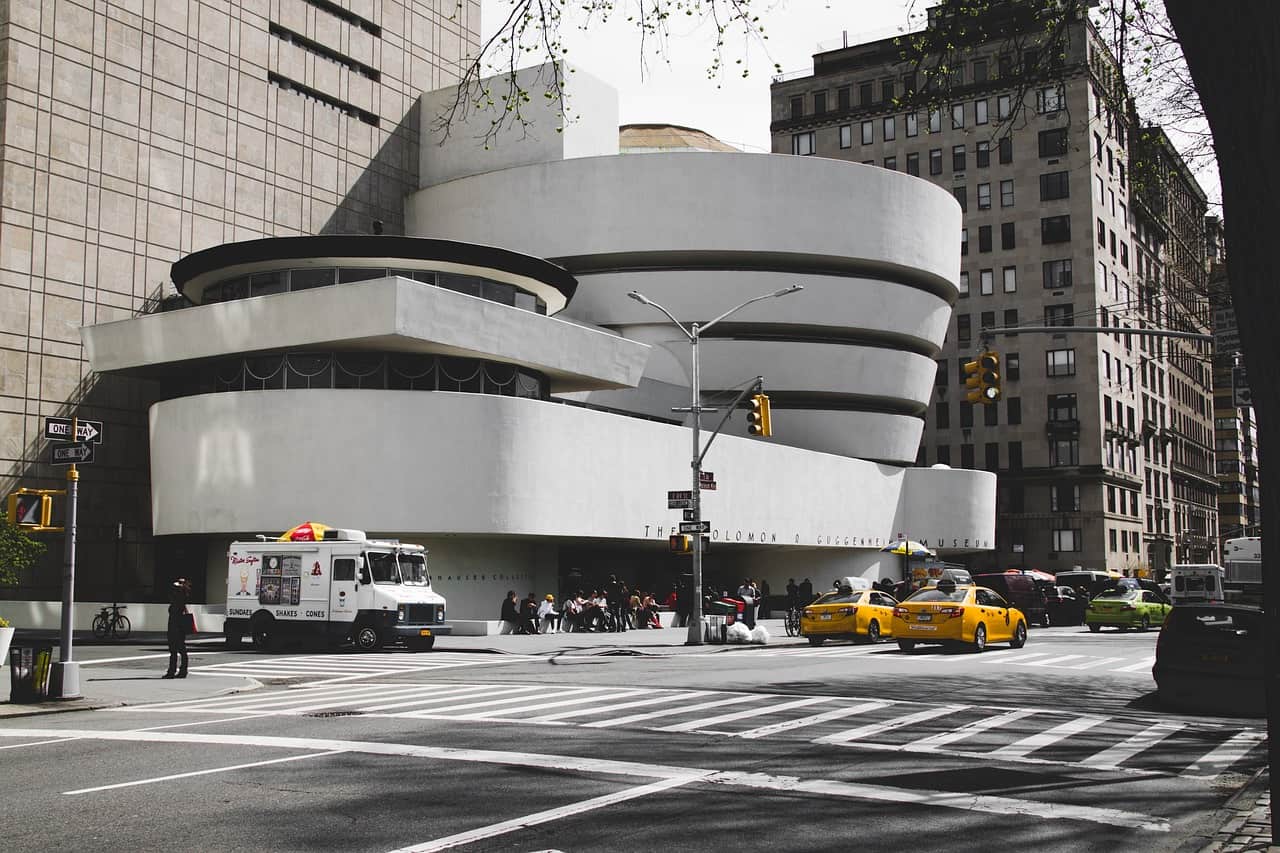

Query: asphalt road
[0,626,1264,852]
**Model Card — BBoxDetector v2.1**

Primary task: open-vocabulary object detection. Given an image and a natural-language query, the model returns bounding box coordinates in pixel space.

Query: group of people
[499,576,669,635]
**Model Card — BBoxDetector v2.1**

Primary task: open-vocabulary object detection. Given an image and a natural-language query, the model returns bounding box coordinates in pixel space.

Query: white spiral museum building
[77,64,992,626]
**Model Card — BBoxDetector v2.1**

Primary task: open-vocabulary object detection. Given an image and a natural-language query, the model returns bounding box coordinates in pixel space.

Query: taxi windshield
[399,553,430,586]
[1094,589,1138,601]
[908,588,968,603]
[366,552,401,584]
[814,591,860,605]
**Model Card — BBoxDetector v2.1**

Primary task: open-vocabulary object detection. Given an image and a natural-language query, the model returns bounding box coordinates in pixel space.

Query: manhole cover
[305,710,364,718]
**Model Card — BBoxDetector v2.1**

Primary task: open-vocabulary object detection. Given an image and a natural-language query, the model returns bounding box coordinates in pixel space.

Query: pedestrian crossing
[749,643,1157,675]
[188,651,535,685]
[122,679,1265,780]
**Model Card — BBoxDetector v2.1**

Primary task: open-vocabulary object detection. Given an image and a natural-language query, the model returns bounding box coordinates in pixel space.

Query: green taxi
[1085,588,1173,632]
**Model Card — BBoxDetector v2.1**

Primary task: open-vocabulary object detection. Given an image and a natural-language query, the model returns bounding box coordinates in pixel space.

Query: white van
[224,528,450,651]
[1169,564,1226,605]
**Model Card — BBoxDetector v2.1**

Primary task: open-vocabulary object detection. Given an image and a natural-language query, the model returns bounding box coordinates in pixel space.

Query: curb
[0,676,264,719]
[1177,767,1273,853]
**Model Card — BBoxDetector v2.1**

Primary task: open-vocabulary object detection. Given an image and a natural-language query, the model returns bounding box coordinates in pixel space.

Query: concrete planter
[0,626,14,666]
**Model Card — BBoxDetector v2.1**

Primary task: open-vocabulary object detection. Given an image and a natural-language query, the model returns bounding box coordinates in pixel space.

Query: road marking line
[62,750,345,795]
[655,697,832,733]
[282,685,485,715]
[170,683,411,712]
[1021,654,1088,667]
[988,715,1108,759]
[78,652,222,666]
[1064,657,1126,670]
[815,705,967,745]
[732,701,892,740]
[0,728,1170,832]
[1112,656,1156,673]
[1181,730,1268,779]
[0,737,81,750]
[131,715,274,731]
[1083,722,1187,769]
[399,685,568,717]
[905,709,1040,751]
[529,690,713,722]
[583,694,758,728]
[444,688,652,720]
[356,684,503,712]
[385,776,704,852]
[985,652,1056,665]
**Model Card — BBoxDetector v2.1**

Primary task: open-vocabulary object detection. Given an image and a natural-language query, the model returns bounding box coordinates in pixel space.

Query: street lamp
[628,284,803,644]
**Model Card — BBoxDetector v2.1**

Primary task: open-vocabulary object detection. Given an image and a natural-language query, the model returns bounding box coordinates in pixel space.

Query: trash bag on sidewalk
[726,622,751,644]
[749,625,770,645]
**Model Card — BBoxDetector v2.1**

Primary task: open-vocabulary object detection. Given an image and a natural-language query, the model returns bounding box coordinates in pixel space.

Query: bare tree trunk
[1165,0,1280,839]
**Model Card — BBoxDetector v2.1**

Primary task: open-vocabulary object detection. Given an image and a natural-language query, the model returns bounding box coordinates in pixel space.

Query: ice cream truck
[224,524,450,651]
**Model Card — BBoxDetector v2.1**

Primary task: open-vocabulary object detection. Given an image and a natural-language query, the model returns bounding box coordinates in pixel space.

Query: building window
[998,137,1013,164]
[1000,179,1014,207]
[1097,218,1107,247]
[1003,307,1018,329]
[1040,171,1070,201]
[936,401,950,429]
[997,94,1011,119]
[985,442,1000,470]
[882,79,895,102]
[1043,259,1072,288]
[813,91,827,114]
[1120,242,1129,268]
[973,58,988,82]
[952,103,965,129]
[961,444,975,469]
[1037,85,1064,113]
[860,81,873,105]
[1051,484,1081,512]
[906,152,920,176]
[936,359,949,386]
[837,86,851,111]
[952,145,967,171]
[961,228,968,255]
[975,99,989,125]
[1046,348,1076,377]
[1008,441,1023,469]
[883,116,896,141]
[977,183,991,210]
[978,226,992,253]
[1045,303,1074,326]
[861,120,874,145]
[929,148,943,175]
[839,125,852,149]
[961,401,974,429]
[906,112,918,137]
[1048,393,1077,421]
[976,141,991,168]
[1038,127,1068,157]
[1006,352,1020,380]
[980,310,995,332]
[958,271,969,297]
[936,445,951,466]
[1002,266,1017,293]
[980,269,993,295]
[1050,439,1080,466]
[929,108,942,133]
[1000,221,1015,250]
[954,186,969,212]
[1109,529,1118,552]
[957,313,971,344]
[1041,215,1071,244]
[984,399,999,425]
[791,132,815,156]
[883,155,897,171]
[1007,397,1021,425]
[789,95,803,120]
[1052,528,1082,552]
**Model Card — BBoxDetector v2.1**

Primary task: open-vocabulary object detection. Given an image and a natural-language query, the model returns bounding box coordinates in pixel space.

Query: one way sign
[51,442,95,465]
[45,417,103,444]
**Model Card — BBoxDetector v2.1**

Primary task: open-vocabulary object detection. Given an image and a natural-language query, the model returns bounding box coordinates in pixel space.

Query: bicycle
[784,605,802,637]
[92,603,131,640]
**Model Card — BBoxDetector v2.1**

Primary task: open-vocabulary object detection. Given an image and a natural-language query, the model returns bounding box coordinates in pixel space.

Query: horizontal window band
[299,0,380,36]
[269,72,379,127]
[704,389,926,419]
[695,322,938,358]
[270,23,380,81]
[553,250,957,303]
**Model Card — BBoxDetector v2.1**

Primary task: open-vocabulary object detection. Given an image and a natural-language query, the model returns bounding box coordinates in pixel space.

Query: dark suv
[1153,604,1265,716]
[972,572,1050,627]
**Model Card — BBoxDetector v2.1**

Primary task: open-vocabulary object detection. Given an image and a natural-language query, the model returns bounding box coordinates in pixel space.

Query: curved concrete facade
[406,152,960,462]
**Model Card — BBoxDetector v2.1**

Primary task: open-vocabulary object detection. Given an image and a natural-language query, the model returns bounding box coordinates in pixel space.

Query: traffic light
[669,534,693,554]
[7,492,51,528]
[747,393,773,437]
[964,351,1001,405]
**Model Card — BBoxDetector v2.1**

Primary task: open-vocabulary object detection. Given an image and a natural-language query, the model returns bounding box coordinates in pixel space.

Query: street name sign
[51,442,95,465]
[45,417,104,444]
[680,521,711,534]
[667,490,693,500]
[668,499,693,509]
[1233,365,1253,408]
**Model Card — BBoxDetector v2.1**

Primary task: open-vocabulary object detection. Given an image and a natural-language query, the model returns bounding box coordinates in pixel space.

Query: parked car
[1085,588,1172,632]
[972,572,1050,627]
[892,581,1028,653]
[1055,570,1117,598]
[801,587,897,645]
[1043,585,1083,626]
[1153,604,1264,716]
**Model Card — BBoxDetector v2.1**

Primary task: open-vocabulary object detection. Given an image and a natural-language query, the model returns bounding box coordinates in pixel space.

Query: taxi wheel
[1088,623,1101,633]
[897,640,916,652]
[972,623,988,653]
[1010,621,1028,649]
[864,620,881,644]
[1139,615,1151,632]
[808,636,826,646]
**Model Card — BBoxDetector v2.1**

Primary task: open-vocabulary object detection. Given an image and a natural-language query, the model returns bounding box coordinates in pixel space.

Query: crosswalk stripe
[400,685,560,717]
[281,685,457,715]
[1022,654,1088,667]
[986,651,1056,665]
[1083,722,1186,769]
[733,701,892,740]
[584,694,758,729]
[446,688,653,720]
[1180,730,1267,778]
[1113,656,1156,673]
[530,691,713,722]
[655,697,832,733]
[163,682,391,711]
[815,705,967,745]
[216,684,434,713]
[1065,657,1126,670]
[905,709,1040,751]
[988,715,1108,759]
[357,685,500,713]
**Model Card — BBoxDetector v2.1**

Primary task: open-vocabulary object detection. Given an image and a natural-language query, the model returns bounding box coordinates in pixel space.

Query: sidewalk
[1192,770,1277,853]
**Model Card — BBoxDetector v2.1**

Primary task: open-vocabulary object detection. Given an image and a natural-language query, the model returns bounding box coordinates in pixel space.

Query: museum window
[839,125,852,149]
[862,121,874,145]
[792,132,815,155]
[1052,529,1082,552]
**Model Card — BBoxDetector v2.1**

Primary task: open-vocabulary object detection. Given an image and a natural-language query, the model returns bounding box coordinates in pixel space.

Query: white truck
[224,528,450,651]
[1223,536,1263,605]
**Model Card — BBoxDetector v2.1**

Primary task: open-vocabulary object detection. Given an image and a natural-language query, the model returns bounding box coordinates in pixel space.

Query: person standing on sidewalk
[163,578,191,679]
[605,574,627,632]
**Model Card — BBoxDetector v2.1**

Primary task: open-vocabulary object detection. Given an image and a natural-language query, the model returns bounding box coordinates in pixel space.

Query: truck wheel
[409,637,435,652]
[353,623,382,652]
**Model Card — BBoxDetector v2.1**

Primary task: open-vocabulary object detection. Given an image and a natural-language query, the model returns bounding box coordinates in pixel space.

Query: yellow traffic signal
[964,351,1001,404]
[7,492,51,528]
[747,393,773,437]
[669,534,693,554]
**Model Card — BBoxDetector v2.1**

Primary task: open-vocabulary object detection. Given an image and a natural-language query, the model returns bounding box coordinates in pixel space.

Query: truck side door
[330,557,358,623]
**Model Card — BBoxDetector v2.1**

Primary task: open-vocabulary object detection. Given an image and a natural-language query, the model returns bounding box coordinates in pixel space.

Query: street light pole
[628,285,802,645]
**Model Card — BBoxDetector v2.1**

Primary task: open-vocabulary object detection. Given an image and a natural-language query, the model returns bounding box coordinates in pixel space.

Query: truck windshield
[399,553,430,586]
[366,552,401,584]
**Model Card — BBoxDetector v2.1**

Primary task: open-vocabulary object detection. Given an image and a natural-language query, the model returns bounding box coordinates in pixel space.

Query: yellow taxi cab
[891,579,1028,653]
[800,579,898,645]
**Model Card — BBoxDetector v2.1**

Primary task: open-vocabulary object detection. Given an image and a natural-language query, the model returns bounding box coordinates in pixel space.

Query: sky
[478,1,915,153]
